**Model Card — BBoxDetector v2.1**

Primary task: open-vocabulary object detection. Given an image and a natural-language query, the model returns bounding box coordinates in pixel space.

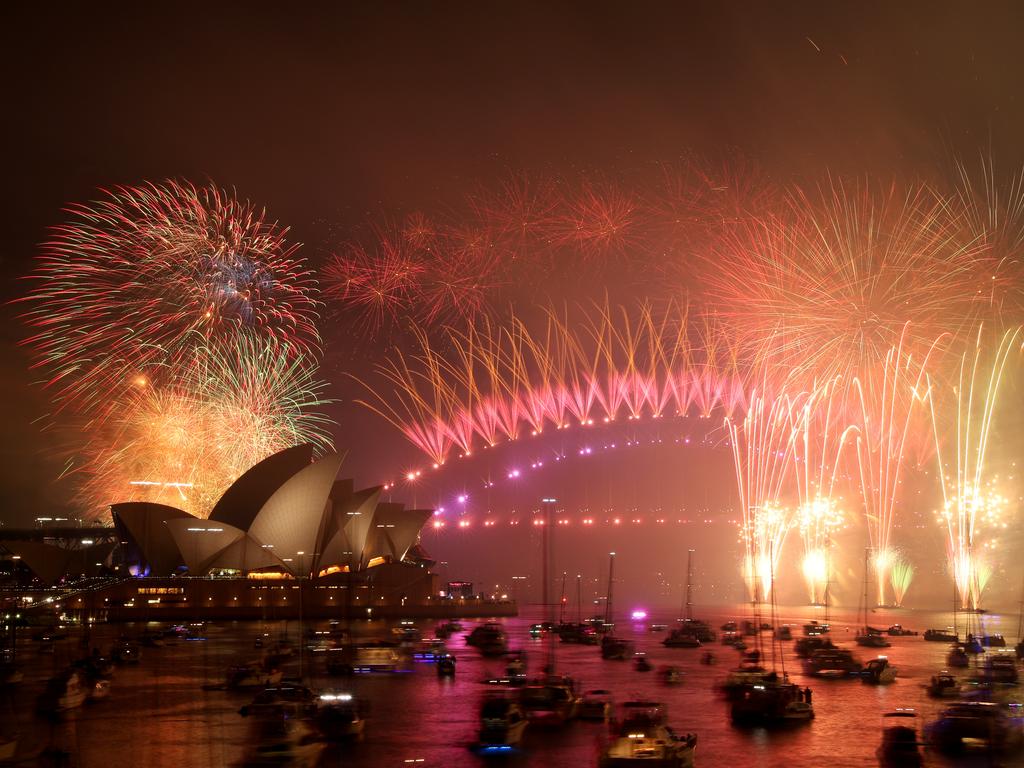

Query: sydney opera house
[1,446,510,620]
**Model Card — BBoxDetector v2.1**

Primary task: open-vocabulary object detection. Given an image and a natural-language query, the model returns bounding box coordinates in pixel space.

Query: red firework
[19,180,319,416]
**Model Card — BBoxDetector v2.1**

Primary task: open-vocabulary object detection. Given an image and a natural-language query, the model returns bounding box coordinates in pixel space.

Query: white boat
[88,679,112,701]
[474,697,528,752]
[862,656,898,685]
[600,701,696,768]
[315,692,365,741]
[38,670,88,714]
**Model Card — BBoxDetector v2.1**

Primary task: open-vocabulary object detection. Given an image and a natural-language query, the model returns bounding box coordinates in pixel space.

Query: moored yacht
[861,656,898,684]
[37,669,88,714]
[926,672,959,698]
[315,691,366,741]
[519,675,580,725]
[730,677,814,725]
[600,701,697,768]
[876,709,922,768]
[802,647,862,678]
[473,696,528,752]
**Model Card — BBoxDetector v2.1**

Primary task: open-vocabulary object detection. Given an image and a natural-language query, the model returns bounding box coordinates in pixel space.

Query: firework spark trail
[930,325,1022,608]
[356,304,750,466]
[726,389,806,602]
[77,333,332,518]
[793,377,857,603]
[853,326,946,606]
[19,181,320,417]
[705,178,998,389]
[889,558,915,607]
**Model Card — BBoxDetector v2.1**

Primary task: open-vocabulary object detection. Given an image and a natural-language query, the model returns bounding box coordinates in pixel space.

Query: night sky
[3,2,1024,607]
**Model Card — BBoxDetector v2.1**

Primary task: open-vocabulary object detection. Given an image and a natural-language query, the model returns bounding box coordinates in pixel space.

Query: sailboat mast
[824,530,831,624]
[541,498,556,672]
[559,572,567,625]
[576,573,582,625]
[605,552,616,627]
[684,549,694,621]
[861,547,870,631]
[1017,569,1024,641]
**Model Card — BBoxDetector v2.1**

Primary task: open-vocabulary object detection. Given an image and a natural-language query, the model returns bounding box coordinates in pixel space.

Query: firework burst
[930,325,1021,608]
[726,389,804,602]
[19,181,319,416]
[75,333,332,519]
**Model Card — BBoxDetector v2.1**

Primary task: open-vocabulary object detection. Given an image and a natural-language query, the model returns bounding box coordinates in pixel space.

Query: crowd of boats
[6,602,1024,764]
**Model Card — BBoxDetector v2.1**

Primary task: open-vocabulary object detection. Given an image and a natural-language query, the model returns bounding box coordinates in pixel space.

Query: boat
[861,656,898,685]
[600,701,697,768]
[529,622,553,639]
[315,692,365,741]
[720,621,738,632]
[730,678,814,725]
[558,622,600,645]
[662,628,701,648]
[435,621,459,639]
[927,672,959,698]
[88,678,111,702]
[856,632,891,648]
[980,653,1018,685]
[925,701,1024,755]
[660,666,684,685]
[392,620,421,646]
[437,652,457,677]
[519,675,580,725]
[923,628,958,642]
[876,709,922,768]
[601,634,632,660]
[239,683,317,718]
[140,631,165,647]
[887,624,917,637]
[467,623,507,656]
[111,640,141,664]
[578,689,613,721]
[352,641,407,672]
[720,659,773,699]
[411,638,447,662]
[501,650,527,684]
[240,712,325,767]
[802,648,862,678]
[855,550,890,647]
[774,625,793,641]
[473,696,528,753]
[802,620,830,636]
[226,662,284,690]
[600,553,633,660]
[961,635,983,654]
[946,645,970,667]
[981,634,1006,648]
[633,652,652,671]
[650,624,668,633]
[37,670,88,714]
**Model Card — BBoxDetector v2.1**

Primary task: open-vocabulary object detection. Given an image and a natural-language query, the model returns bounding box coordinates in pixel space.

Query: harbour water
[2,605,1022,767]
